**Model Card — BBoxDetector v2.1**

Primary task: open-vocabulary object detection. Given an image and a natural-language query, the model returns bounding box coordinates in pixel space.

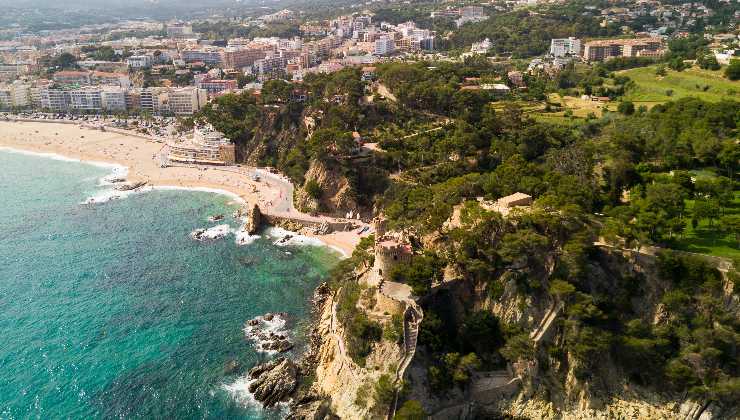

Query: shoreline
[0,120,361,256]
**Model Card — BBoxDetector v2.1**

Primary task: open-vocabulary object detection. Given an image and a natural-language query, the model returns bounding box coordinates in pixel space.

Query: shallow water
[0,150,339,419]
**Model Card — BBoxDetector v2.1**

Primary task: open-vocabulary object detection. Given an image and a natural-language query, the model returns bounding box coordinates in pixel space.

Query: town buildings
[22,84,207,115]
[374,37,395,56]
[197,77,237,95]
[166,23,194,39]
[550,37,582,57]
[471,38,493,54]
[127,55,153,69]
[582,37,665,61]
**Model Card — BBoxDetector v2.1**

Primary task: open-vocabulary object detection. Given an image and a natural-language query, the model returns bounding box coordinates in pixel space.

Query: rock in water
[243,204,262,234]
[248,357,299,407]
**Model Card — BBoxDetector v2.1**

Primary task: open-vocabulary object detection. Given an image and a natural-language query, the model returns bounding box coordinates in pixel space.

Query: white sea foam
[190,224,232,241]
[221,377,261,408]
[221,376,292,414]
[234,229,261,246]
[81,188,142,205]
[244,313,291,355]
[265,226,326,248]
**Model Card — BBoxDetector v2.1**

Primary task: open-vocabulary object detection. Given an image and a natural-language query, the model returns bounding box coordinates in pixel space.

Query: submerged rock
[248,357,299,407]
[223,359,240,374]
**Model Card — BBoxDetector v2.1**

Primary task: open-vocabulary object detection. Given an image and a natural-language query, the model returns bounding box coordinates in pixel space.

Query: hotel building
[167,126,236,165]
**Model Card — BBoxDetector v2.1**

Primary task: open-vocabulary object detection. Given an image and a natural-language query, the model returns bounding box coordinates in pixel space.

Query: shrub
[304,179,323,199]
[374,374,396,407]
[617,101,635,115]
[395,400,426,420]
[383,313,404,344]
[346,312,383,365]
[725,60,740,81]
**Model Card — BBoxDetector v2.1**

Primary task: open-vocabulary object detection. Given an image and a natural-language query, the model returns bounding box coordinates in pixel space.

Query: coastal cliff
[401,238,739,420]
[295,159,359,216]
[290,271,409,419]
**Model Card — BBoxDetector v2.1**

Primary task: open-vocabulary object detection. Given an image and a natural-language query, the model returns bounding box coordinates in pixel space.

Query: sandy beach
[0,120,363,255]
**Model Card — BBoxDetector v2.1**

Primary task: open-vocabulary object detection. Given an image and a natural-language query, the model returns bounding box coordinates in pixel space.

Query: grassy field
[619,65,740,106]
[672,191,740,260]
[527,94,618,125]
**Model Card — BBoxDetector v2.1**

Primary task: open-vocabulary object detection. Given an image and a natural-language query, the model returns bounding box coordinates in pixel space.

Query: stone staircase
[386,299,423,420]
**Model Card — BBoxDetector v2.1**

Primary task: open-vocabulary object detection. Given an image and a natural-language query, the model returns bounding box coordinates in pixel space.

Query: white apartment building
[456,6,487,27]
[127,55,153,69]
[69,88,103,112]
[10,82,31,108]
[550,37,582,57]
[167,23,193,38]
[40,88,69,112]
[168,87,208,116]
[374,37,395,56]
[0,88,10,109]
[254,56,287,77]
[100,88,127,112]
[0,81,33,109]
[471,38,493,54]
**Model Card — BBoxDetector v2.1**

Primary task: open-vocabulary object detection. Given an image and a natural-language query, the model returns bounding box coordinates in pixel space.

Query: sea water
[0,149,340,419]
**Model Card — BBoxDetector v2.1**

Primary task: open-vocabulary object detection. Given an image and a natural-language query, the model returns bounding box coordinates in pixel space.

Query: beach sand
[0,120,362,255]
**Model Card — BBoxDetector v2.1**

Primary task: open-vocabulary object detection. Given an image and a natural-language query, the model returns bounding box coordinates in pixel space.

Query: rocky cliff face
[289,276,405,419]
[248,357,299,407]
[295,159,358,216]
[236,107,305,165]
[410,244,738,420]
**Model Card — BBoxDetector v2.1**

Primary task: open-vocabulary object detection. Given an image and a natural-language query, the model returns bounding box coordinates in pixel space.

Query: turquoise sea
[0,149,340,419]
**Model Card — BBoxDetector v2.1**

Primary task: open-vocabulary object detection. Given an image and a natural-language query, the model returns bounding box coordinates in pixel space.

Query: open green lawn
[672,191,740,260]
[620,65,740,106]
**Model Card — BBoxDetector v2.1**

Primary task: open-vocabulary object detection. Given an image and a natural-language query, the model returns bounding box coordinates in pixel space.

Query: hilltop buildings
[583,37,665,61]
[550,37,582,57]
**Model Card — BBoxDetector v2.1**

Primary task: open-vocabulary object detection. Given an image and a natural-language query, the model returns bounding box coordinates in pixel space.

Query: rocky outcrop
[248,357,299,407]
[113,180,147,191]
[295,159,358,216]
[243,204,262,234]
[245,312,294,353]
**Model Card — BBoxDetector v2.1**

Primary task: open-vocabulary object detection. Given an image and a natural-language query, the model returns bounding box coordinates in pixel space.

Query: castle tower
[372,215,387,242]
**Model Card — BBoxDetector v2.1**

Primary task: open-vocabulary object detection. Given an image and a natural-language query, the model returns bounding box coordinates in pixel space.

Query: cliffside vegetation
[204,59,739,415]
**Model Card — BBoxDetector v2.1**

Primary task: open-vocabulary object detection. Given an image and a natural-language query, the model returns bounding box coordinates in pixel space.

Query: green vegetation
[394,400,426,420]
[726,60,740,81]
[619,65,740,105]
[304,179,323,200]
[449,6,619,57]
[676,191,740,259]
[388,253,444,295]
[335,275,382,367]
[202,54,739,409]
